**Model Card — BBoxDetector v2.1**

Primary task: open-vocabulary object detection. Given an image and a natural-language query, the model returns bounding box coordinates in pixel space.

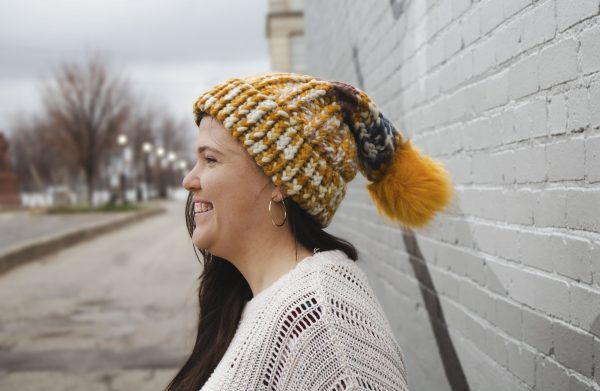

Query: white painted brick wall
[304,0,600,389]
[581,25,600,74]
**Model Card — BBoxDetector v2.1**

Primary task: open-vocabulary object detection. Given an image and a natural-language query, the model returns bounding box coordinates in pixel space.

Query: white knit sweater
[200,249,409,390]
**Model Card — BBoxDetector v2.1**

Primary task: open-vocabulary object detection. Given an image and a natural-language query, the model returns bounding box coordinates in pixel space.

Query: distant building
[0,132,21,207]
[266,0,305,73]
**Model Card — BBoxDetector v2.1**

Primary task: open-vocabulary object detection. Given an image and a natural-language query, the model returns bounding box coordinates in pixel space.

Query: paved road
[0,200,201,390]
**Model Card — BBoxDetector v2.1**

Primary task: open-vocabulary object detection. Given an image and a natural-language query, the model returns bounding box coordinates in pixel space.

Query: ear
[271,186,286,202]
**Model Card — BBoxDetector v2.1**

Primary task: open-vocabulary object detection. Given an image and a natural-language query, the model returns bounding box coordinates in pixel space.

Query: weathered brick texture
[305,0,600,389]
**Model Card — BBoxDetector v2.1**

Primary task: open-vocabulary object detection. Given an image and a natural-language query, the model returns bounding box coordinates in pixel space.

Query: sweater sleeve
[270,267,409,391]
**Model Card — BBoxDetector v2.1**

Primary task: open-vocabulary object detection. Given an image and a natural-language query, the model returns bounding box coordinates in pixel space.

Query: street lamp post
[178,160,188,187]
[167,151,177,191]
[117,134,128,205]
[156,146,167,199]
[141,141,153,201]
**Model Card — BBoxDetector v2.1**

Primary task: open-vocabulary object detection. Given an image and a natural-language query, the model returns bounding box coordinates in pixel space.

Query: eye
[204,156,217,164]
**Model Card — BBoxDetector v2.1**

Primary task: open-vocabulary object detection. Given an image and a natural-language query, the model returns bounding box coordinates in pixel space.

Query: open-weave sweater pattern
[200,249,409,390]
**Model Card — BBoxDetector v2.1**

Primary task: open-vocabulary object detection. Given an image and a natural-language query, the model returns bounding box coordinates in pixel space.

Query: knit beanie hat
[192,72,453,229]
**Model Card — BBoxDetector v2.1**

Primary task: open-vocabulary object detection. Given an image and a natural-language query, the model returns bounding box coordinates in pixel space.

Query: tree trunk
[86,172,94,207]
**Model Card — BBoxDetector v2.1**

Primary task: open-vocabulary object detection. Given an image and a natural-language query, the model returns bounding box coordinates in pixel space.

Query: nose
[182,162,200,191]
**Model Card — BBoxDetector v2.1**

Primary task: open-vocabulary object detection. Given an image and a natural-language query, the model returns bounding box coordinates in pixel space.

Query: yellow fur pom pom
[366,139,454,229]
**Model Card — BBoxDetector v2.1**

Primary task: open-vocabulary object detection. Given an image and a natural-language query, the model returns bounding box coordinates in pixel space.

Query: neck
[224,226,313,298]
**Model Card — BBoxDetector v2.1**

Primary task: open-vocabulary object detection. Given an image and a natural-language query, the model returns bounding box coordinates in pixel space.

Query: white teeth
[195,202,213,214]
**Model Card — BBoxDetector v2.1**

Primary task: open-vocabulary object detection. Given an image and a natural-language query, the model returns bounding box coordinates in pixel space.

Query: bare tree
[126,103,157,173]
[153,114,190,196]
[40,53,132,206]
[155,115,188,157]
[9,114,78,192]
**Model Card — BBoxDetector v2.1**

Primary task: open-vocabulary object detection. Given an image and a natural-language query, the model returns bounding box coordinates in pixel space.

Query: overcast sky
[0,0,270,135]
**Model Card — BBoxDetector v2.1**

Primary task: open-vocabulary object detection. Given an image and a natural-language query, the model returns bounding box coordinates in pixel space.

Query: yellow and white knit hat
[193,72,453,229]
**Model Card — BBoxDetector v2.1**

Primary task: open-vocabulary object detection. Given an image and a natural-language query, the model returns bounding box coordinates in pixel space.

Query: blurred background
[0,0,277,208]
[0,0,301,389]
[2,0,600,390]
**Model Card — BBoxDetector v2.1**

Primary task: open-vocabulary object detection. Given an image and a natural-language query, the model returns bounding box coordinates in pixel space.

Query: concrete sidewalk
[0,203,166,275]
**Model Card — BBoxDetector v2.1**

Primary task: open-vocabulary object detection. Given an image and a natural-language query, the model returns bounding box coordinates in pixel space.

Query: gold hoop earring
[269,198,287,227]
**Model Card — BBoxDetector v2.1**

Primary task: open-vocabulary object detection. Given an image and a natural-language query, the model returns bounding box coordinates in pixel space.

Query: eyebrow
[196,145,224,155]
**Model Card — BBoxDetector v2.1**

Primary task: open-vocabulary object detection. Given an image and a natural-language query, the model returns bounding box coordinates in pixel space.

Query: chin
[191,227,214,251]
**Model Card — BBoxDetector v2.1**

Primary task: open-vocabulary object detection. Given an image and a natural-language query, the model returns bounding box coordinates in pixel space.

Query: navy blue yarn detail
[353,112,397,177]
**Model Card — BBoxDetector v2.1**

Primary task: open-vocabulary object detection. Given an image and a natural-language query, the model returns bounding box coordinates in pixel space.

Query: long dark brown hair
[164,190,358,391]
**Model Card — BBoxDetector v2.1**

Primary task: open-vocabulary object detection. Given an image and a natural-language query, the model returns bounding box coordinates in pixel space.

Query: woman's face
[182,115,276,254]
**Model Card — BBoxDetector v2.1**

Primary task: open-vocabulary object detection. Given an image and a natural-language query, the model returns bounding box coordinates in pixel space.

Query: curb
[0,206,166,276]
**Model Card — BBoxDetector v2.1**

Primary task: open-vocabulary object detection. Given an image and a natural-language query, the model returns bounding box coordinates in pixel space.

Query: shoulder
[270,249,409,390]
[287,249,389,331]
[303,249,387,321]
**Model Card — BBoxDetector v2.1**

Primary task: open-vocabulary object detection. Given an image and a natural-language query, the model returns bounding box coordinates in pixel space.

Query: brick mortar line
[369,2,600,97]
[361,236,600,388]
[336,210,599,283]
[394,72,600,138]
[371,17,600,119]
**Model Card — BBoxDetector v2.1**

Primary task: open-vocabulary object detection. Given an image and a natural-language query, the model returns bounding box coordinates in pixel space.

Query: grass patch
[46,202,148,214]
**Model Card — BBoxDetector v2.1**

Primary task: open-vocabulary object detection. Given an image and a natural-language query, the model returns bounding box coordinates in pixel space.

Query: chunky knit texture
[193,72,453,229]
[199,249,409,391]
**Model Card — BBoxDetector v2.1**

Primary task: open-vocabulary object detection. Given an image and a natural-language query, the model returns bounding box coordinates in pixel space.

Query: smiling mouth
[194,202,214,215]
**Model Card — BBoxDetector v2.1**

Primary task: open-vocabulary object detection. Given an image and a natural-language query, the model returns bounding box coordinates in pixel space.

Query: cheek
[221,181,266,225]
[205,160,269,226]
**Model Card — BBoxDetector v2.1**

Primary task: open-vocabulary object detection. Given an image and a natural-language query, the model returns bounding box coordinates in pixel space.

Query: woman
[168,72,453,390]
